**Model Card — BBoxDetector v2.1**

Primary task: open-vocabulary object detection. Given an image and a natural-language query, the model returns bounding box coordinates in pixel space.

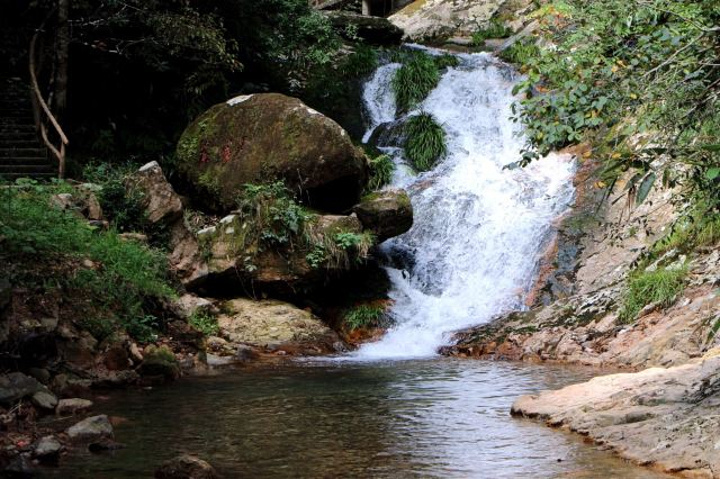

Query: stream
[48,49,670,478]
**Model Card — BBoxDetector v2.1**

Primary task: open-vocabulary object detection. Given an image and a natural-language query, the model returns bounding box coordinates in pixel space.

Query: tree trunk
[55,0,70,114]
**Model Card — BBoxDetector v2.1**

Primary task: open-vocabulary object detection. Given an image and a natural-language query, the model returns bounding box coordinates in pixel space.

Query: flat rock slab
[512,352,720,478]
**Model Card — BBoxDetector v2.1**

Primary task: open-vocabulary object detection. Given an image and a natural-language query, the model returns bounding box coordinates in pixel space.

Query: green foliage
[392,51,441,112]
[189,311,220,336]
[404,113,448,171]
[306,230,374,270]
[367,154,395,191]
[618,266,688,323]
[504,0,720,210]
[472,19,513,45]
[651,204,720,257]
[83,163,147,233]
[433,54,461,70]
[236,182,313,249]
[0,182,175,342]
[343,305,386,331]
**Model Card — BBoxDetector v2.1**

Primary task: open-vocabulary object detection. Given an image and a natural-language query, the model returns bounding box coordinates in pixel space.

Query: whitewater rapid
[354,49,575,359]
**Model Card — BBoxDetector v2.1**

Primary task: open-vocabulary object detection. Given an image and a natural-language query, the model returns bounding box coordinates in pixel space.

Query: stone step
[0,157,51,166]
[0,148,47,158]
[0,165,56,175]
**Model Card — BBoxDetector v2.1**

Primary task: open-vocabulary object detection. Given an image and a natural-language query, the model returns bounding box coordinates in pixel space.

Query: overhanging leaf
[636,172,656,206]
[706,167,720,181]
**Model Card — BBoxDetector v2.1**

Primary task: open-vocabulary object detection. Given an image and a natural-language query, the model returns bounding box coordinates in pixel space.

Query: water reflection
[47,359,670,478]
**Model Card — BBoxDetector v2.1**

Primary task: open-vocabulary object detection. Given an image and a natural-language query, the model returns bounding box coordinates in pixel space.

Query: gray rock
[0,372,43,406]
[66,415,114,442]
[31,390,58,411]
[33,436,63,461]
[56,398,94,416]
[325,11,403,45]
[155,454,219,479]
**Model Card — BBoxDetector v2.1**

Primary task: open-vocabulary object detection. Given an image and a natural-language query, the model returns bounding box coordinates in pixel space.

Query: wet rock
[218,299,342,354]
[33,436,63,463]
[0,372,42,406]
[154,454,219,479]
[56,398,94,416]
[139,346,181,381]
[30,391,58,411]
[88,439,126,453]
[66,415,114,442]
[325,11,403,45]
[126,161,184,225]
[353,189,413,242]
[176,93,368,213]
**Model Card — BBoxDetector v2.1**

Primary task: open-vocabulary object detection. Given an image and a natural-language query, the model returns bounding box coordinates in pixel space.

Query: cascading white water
[355,49,576,359]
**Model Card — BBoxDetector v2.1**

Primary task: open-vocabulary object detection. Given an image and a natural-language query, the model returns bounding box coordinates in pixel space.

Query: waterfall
[355,49,576,359]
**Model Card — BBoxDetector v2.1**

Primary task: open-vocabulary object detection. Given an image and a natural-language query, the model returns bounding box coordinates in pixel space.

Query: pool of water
[47,359,670,478]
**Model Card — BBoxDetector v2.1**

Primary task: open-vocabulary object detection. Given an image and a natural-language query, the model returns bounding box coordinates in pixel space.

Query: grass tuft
[404,112,447,172]
[367,154,395,191]
[618,266,688,323]
[392,51,440,112]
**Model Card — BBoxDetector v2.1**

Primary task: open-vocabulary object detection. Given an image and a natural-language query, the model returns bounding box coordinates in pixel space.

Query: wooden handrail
[29,27,69,178]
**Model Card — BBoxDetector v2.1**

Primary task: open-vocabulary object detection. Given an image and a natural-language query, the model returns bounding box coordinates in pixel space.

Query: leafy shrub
[618,266,688,323]
[503,0,720,211]
[367,154,395,191]
[392,51,440,112]
[189,310,220,336]
[404,112,447,171]
[472,19,513,45]
[0,183,175,341]
[235,181,313,250]
[343,304,386,331]
[83,162,147,233]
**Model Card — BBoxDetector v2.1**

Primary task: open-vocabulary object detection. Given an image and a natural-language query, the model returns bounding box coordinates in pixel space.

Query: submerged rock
[66,415,114,442]
[155,454,219,479]
[218,299,343,354]
[176,93,368,213]
[139,345,181,381]
[30,390,58,411]
[354,190,413,242]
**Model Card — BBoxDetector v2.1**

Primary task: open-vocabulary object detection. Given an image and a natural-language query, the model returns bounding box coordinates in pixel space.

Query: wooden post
[362,0,371,16]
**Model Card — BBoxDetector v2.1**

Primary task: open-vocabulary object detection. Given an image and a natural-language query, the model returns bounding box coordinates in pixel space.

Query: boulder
[0,372,43,406]
[325,11,403,45]
[199,213,368,295]
[172,294,215,320]
[33,436,63,463]
[218,299,343,354]
[126,161,184,225]
[56,398,94,416]
[30,390,58,411]
[169,221,209,288]
[389,0,530,41]
[139,345,181,381]
[176,93,368,213]
[353,190,413,242]
[155,454,219,479]
[66,415,114,442]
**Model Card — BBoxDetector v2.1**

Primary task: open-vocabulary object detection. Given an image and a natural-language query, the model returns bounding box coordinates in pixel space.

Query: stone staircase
[0,77,56,180]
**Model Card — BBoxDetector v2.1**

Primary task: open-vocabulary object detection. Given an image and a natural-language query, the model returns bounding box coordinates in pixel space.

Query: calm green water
[48,359,669,478]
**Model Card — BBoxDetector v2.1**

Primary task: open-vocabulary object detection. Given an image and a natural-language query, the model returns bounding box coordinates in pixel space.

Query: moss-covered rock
[194,213,373,297]
[354,189,413,242]
[176,93,368,213]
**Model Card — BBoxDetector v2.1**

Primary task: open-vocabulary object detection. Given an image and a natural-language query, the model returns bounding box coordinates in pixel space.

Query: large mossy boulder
[353,189,413,242]
[176,93,368,213]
